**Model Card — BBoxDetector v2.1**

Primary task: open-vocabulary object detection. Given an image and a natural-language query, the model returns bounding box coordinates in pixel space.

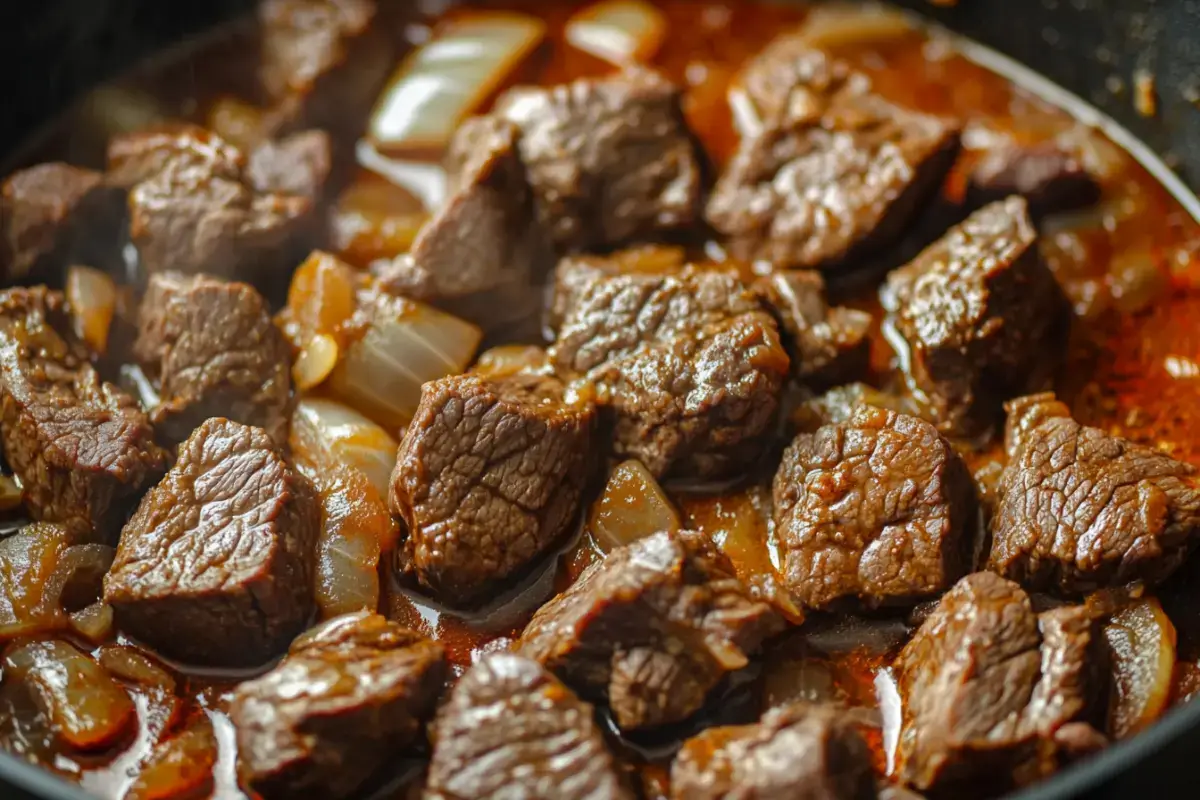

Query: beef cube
[546,245,687,334]
[895,572,1106,793]
[104,418,319,666]
[390,372,595,607]
[114,124,312,280]
[708,45,959,272]
[882,197,1068,438]
[550,269,789,481]
[989,393,1200,593]
[518,529,783,731]
[671,703,877,800]
[0,163,119,283]
[773,405,975,610]
[760,270,872,387]
[375,116,545,332]
[247,129,333,199]
[494,68,702,252]
[967,142,1100,219]
[426,653,630,800]
[258,0,394,138]
[0,288,167,543]
[133,272,292,446]
[231,611,446,799]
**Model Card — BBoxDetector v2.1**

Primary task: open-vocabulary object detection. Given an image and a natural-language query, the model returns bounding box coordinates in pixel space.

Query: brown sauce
[3,0,1200,797]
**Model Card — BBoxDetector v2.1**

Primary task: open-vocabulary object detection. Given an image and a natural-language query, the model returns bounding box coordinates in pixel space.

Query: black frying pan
[0,1,1198,798]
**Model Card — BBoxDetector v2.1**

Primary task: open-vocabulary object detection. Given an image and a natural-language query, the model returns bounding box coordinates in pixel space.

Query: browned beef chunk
[967,143,1100,219]
[247,129,332,199]
[774,405,975,611]
[550,270,789,481]
[760,271,872,388]
[518,530,783,731]
[258,0,393,138]
[546,245,687,334]
[494,68,702,252]
[708,44,959,272]
[133,272,291,446]
[230,611,446,799]
[0,288,167,543]
[390,372,595,607]
[426,653,631,800]
[104,418,318,666]
[671,703,877,800]
[882,197,1067,438]
[112,124,311,279]
[989,393,1200,593]
[895,572,1107,794]
[375,116,545,332]
[0,164,118,282]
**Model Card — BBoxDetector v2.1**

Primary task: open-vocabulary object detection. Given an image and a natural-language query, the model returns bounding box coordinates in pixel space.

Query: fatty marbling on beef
[0,287,167,543]
[104,418,318,666]
[231,611,445,799]
[426,653,631,800]
[518,529,783,731]
[390,371,595,607]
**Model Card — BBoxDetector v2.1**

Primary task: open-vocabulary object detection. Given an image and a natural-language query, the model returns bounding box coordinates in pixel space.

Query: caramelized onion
[1105,597,1177,739]
[0,524,73,641]
[471,345,551,379]
[96,645,181,747]
[65,265,117,355]
[277,251,360,391]
[589,460,680,553]
[331,171,429,265]
[291,397,399,498]
[327,291,481,431]
[69,602,115,644]
[368,11,546,156]
[565,1,666,65]
[4,640,135,751]
[125,718,217,800]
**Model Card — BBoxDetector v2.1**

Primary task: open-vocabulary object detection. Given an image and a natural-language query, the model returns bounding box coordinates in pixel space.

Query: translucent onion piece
[124,718,217,800]
[471,345,551,379]
[794,4,912,51]
[278,250,359,362]
[45,543,116,613]
[96,645,181,746]
[0,524,73,640]
[293,333,340,391]
[589,460,680,553]
[312,467,392,619]
[69,602,115,644]
[290,397,400,500]
[66,265,117,354]
[4,639,135,751]
[331,171,430,265]
[1105,597,1177,739]
[327,291,481,431]
[368,11,546,156]
[564,0,666,65]
[356,140,448,212]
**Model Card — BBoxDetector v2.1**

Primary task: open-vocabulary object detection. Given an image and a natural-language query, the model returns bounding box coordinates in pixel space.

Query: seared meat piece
[0,163,117,282]
[133,272,292,446]
[247,129,332,199]
[231,612,446,799]
[375,116,544,331]
[967,142,1100,219]
[390,372,595,607]
[112,124,311,279]
[546,244,686,333]
[671,703,877,800]
[0,288,167,543]
[258,0,394,137]
[760,271,872,387]
[426,653,631,800]
[518,529,783,730]
[708,44,959,272]
[551,269,789,481]
[882,197,1067,438]
[104,418,319,666]
[895,572,1107,793]
[773,405,975,610]
[494,68,702,252]
[989,393,1200,593]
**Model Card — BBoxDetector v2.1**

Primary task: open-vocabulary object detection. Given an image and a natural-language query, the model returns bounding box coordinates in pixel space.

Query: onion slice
[368,12,546,156]
[331,170,430,265]
[65,265,117,354]
[277,251,360,392]
[565,1,666,66]
[1104,597,1177,739]
[291,397,399,501]
[589,460,680,553]
[125,717,217,800]
[0,523,73,641]
[4,639,135,751]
